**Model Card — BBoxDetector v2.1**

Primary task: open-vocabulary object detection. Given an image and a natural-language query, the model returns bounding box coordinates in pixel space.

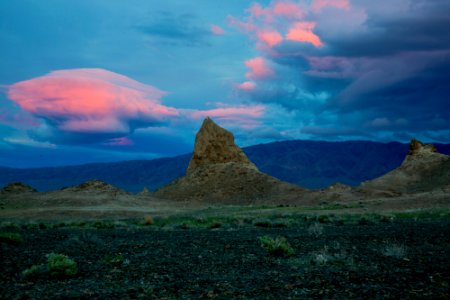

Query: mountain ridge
[1,140,449,192]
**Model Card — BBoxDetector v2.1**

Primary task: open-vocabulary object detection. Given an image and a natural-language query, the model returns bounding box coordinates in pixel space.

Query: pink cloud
[211,24,225,35]
[273,2,304,18]
[7,69,179,133]
[237,81,257,92]
[248,3,273,22]
[256,30,283,47]
[311,0,350,12]
[286,22,323,47]
[245,57,275,80]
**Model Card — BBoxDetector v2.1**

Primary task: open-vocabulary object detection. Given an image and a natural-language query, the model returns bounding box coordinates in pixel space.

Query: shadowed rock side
[360,139,450,193]
[155,118,304,204]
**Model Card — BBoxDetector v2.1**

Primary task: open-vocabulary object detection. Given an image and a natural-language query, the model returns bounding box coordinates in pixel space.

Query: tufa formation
[360,139,450,193]
[186,117,257,174]
[155,118,303,203]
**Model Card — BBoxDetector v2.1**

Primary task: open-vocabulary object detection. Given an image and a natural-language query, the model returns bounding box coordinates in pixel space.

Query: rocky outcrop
[1,182,37,194]
[155,118,304,204]
[60,179,126,194]
[360,139,450,193]
[187,117,257,174]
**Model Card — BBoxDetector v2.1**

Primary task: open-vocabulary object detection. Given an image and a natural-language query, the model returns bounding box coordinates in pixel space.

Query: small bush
[47,253,78,277]
[22,253,77,279]
[358,218,369,225]
[0,232,23,245]
[93,221,115,229]
[382,242,408,259]
[103,254,125,265]
[318,215,329,223]
[143,215,154,226]
[208,222,221,229]
[22,265,43,279]
[307,222,324,237]
[253,219,272,228]
[259,236,294,257]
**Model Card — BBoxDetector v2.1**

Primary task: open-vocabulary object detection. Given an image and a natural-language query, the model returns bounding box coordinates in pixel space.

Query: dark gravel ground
[1,220,450,299]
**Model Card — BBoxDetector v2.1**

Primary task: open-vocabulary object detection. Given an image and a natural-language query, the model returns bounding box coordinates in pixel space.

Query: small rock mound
[61,179,124,194]
[156,118,303,204]
[361,139,450,193]
[1,182,37,194]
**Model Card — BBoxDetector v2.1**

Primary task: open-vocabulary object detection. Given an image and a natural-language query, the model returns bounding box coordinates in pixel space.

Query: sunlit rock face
[186,117,257,175]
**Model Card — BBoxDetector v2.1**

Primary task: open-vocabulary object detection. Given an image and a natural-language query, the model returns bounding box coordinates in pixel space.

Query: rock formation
[60,179,126,195]
[187,117,257,174]
[360,139,450,193]
[1,182,37,194]
[155,118,304,203]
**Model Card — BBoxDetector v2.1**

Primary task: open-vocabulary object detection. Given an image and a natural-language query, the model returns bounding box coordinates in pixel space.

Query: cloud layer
[5,68,266,149]
[8,69,178,133]
[230,0,450,141]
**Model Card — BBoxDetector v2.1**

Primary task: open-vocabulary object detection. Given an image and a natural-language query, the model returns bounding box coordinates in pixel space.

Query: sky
[1,0,449,168]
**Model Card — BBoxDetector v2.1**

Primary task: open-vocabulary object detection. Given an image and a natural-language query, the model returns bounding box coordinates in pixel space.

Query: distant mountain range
[1,140,449,192]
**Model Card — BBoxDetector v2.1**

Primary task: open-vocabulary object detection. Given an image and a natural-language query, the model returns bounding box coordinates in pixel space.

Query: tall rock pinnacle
[155,117,303,203]
[187,117,256,174]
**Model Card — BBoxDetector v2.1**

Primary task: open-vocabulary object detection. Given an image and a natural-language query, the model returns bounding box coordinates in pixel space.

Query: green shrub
[93,221,115,229]
[318,215,329,223]
[307,222,324,237]
[0,232,23,245]
[22,253,77,279]
[382,242,408,259]
[47,253,78,277]
[208,221,221,229]
[103,254,125,265]
[259,236,294,257]
[22,265,43,279]
[253,219,272,228]
[358,217,369,225]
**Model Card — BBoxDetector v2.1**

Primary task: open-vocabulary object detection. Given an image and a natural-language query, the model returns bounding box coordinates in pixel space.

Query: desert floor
[1,207,450,299]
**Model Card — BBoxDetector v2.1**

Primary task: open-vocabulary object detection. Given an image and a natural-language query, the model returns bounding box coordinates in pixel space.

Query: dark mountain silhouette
[1,140,449,192]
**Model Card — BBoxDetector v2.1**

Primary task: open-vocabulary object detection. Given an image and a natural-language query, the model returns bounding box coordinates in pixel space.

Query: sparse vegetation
[103,254,125,265]
[22,265,43,279]
[308,222,324,237]
[382,241,408,259]
[143,215,154,225]
[259,235,294,257]
[253,219,272,228]
[22,253,77,279]
[47,253,78,278]
[0,232,23,245]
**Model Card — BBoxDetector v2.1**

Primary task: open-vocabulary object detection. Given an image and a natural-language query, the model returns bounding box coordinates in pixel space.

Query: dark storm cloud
[320,1,450,57]
[232,0,450,142]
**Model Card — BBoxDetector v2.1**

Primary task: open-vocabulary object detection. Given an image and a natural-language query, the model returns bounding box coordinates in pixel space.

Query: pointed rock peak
[186,117,257,174]
[408,138,437,156]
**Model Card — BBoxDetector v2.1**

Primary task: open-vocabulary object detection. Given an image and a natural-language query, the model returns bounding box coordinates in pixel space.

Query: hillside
[1,140,449,192]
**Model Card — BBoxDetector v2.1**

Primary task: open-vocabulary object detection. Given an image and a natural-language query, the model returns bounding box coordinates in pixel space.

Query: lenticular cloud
[7,68,179,133]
